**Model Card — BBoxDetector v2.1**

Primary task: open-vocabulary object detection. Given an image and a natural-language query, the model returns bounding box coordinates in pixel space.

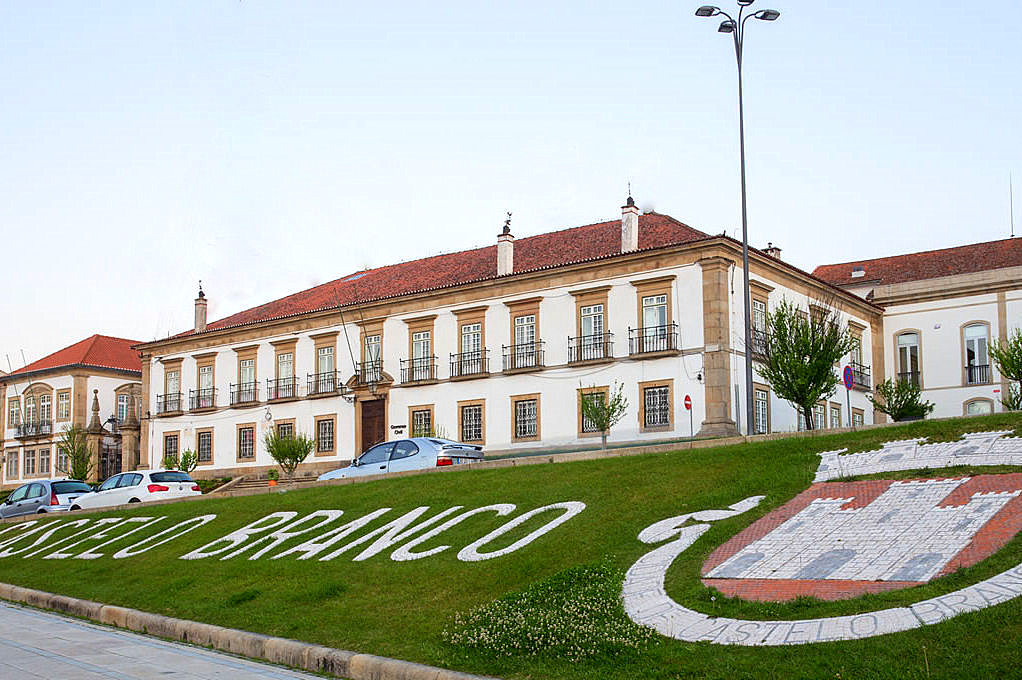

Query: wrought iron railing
[628,324,678,355]
[401,357,437,383]
[965,364,992,385]
[307,371,342,396]
[450,350,489,378]
[897,371,921,388]
[750,329,769,359]
[568,333,613,363]
[156,392,183,414]
[230,382,259,405]
[16,420,52,438]
[355,360,383,385]
[502,342,544,371]
[850,361,872,390]
[189,388,216,410]
[267,376,298,400]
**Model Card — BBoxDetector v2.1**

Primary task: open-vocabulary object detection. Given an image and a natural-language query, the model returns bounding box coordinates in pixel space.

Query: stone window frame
[638,379,674,432]
[852,407,865,427]
[963,397,995,416]
[829,401,842,429]
[752,381,771,435]
[960,320,993,387]
[847,320,866,365]
[191,351,217,406]
[569,285,611,341]
[813,401,827,430]
[236,422,257,462]
[510,393,541,443]
[23,448,36,477]
[504,298,542,371]
[5,448,19,481]
[894,329,924,390]
[7,396,20,427]
[630,275,676,330]
[311,331,340,377]
[55,389,71,422]
[408,404,435,438]
[453,305,488,353]
[314,414,337,456]
[457,399,486,444]
[274,417,296,440]
[23,383,54,424]
[577,385,609,438]
[162,358,184,402]
[163,430,180,463]
[404,314,437,365]
[234,344,259,390]
[748,280,774,333]
[359,319,385,366]
[195,427,214,466]
[37,445,51,476]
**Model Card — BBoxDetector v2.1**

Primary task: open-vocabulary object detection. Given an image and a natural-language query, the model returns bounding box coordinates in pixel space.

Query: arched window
[896,332,920,387]
[963,324,990,385]
[965,399,993,416]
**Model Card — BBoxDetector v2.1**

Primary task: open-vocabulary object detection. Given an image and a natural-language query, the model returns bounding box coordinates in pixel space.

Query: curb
[0,582,496,680]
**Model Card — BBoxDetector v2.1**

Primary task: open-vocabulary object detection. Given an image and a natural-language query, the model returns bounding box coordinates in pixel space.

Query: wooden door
[360,399,386,451]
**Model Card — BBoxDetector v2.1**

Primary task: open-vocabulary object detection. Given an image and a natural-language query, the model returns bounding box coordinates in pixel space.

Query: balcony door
[897,333,920,386]
[641,295,668,352]
[316,347,334,392]
[277,352,294,398]
[580,304,605,359]
[513,315,536,368]
[460,323,482,373]
[964,324,989,384]
[412,331,431,380]
[364,334,382,382]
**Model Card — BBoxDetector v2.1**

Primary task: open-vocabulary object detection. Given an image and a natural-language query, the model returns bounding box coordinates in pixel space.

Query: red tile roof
[7,335,142,378]
[186,212,711,335]
[812,237,1022,288]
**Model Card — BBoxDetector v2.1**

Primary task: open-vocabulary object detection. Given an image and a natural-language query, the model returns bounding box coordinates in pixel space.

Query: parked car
[70,470,201,511]
[318,437,484,481]
[0,479,94,519]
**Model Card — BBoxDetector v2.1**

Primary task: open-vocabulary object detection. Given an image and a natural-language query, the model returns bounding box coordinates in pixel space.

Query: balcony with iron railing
[568,333,613,364]
[450,350,489,379]
[354,360,383,385]
[401,357,437,383]
[16,420,52,438]
[266,376,298,401]
[156,392,183,415]
[307,371,342,397]
[628,324,679,356]
[849,361,872,390]
[502,341,545,372]
[750,328,769,360]
[189,388,217,411]
[230,382,259,406]
[965,364,992,385]
[897,371,921,388]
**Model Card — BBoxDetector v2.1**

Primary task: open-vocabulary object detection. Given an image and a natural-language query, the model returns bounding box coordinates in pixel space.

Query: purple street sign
[843,365,855,391]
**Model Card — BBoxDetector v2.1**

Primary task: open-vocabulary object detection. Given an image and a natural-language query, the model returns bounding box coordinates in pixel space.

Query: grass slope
[2,414,1022,679]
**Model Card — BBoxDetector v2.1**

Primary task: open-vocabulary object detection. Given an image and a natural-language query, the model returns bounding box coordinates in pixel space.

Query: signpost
[842,365,855,429]
[684,394,693,438]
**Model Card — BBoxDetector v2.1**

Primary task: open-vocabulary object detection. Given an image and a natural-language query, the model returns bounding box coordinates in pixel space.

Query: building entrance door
[360,399,386,451]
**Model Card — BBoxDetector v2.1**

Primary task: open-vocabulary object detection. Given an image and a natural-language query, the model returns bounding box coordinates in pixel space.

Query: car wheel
[128,498,141,503]
[36,509,48,514]
[70,506,80,511]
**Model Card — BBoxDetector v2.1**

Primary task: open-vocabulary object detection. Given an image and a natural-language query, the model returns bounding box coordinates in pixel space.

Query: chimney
[763,242,782,260]
[194,285,208,333]
[621,195,639,252]
[497,212,514,276]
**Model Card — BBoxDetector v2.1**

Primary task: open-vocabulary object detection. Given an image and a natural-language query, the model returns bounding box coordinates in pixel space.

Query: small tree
[757,299,854,431]
[264,430,314,483]
[579,382,629,449]
[868,377,935,421]
[1002,383,1022,411]
[991,329,1022,410]
[57,425,93,481]
[162,450,179,470]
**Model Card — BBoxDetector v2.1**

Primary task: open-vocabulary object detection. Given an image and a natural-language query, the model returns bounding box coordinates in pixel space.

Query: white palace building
[134,199,882,478]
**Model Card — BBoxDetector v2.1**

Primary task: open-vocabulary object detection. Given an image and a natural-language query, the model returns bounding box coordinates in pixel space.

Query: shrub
[579,382,629,449]
[263,431,314,482]
[868,377,935,421]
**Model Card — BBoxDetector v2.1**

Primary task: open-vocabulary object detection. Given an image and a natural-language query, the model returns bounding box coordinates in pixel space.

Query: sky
[1,1,1019,367]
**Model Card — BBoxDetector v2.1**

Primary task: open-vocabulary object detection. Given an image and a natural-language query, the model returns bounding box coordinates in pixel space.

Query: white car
[318,437,484,481]
[70,470,201,511]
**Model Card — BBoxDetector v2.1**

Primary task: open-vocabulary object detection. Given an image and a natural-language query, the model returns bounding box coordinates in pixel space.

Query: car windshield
[52,481,92,495]
[150,471,193,483]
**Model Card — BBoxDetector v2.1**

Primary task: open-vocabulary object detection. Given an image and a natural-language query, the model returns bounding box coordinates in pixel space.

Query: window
[897,332,920,386]
[797,410,807,432]
[57,391,70,421]
[643,386,670,428]
[511,315,537,368]
[852,409,864,427]
[164,433,179,460]
[364,334,382,381]
[411,408,432,437]
[359,442,393,465]
[197,430,213,463]
[24,450,35,476]
[166,369,180,395]
[813,403,826,430]
[277,352,293,379]
[512,395,539,441]
[24,396,35,424]
[199,364,215,389]
[317,346,335,375]
[752,299,767,333]
[391,440,419,461]
[8,398,20,427]
[411,331,432,380]
[98,475,121,492]
[964,324,990,385]
[38,447,50,475]
[7,450,19,478]
[461,405,483,441]
[316,418,335,454]
[7,485,28,502]
[754,388,769,434]
[275,352,294,398]
[581,304,604,339]
[238,426,255,459]
[39,395,51,422]
[580,391,606,434]
[850,335,863,365]
[276,422,294,439]
[830,405,841,429]
[966,399,994,416]
[240,358,255,385]
[57,447,68,474]
[117,394,130,423]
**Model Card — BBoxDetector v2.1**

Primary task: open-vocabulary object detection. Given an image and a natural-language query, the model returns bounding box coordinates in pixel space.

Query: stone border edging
[0,582,497,680]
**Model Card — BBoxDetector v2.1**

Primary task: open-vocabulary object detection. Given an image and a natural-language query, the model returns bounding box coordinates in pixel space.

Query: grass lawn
[3,413,1022,679]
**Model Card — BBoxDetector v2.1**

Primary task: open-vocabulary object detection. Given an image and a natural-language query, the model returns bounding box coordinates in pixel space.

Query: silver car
[0,479,94,519]
[318,437,484,481]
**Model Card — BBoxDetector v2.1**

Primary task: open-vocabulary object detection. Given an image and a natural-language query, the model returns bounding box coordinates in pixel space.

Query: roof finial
[626,182,635,207]
[502,211,512,235]
[197,280,205,299]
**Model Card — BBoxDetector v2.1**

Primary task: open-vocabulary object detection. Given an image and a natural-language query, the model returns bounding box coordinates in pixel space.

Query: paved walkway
[0,601,332,680]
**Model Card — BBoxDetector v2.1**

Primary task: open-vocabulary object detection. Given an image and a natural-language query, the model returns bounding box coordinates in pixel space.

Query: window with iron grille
[461,404,483,442]
[277,422,294,439]
[24,450,35,476]
[238,427,255,459]
[643,386,670,428]
[38,447,50,474]
[317,419,334,453]
[580,392,605,433]
[6,450,18,478]
[197,431,213,462]
[411,409,432,437]
[164,434,179,460]
[514,399,537,439]
[754,389,769,434]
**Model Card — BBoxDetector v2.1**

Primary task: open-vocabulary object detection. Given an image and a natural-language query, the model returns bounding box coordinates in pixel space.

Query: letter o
[456,502,585,562]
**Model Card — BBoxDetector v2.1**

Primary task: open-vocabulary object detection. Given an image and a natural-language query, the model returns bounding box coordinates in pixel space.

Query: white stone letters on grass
[457,502,587,562]
[112,515,217,559]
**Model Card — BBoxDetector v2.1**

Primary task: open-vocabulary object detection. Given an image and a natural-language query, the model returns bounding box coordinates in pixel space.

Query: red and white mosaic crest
[702,474,1022,601]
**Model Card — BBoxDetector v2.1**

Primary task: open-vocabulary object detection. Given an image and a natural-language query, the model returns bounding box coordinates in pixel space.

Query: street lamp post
[695,1,779,435]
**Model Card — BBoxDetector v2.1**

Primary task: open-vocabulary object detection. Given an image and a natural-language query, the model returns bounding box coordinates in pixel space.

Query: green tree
[579,382,629,449]
[868,377,935,421]
[264,430,314,483]
[756,299,854,431]
[991,328,1022,410]
[56,425,93,481]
